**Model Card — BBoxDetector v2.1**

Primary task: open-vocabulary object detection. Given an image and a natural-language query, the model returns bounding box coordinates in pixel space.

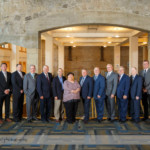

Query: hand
[20,90,23,93]
[71,90,77,94]
[111,94,114,99]
[55,96,58,100]
[87,96,91,99]
[4,90,9,95]
[97,95,101,98]
[40,96,44,99]
[123,95,127,99]
[143,89,147,93]
[136,96,139,100]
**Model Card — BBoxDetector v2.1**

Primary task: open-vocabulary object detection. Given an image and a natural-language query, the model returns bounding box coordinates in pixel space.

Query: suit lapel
[82,76,88,87]
[0,72,6,83]
[132,75,137,85]
[119,74,125,85]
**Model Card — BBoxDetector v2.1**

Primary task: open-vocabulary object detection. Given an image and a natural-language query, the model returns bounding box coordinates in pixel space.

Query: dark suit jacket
[53,76,66,99]
[11,71,25,94]
[130,75,142,100]
[117,74,130,99]
[0,71,12,97]
[79,75,93,99]
[37,72,53,98]
[93,74,105,100]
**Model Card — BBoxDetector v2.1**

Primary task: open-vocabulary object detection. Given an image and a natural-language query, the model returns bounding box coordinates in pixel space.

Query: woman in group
[63,72,80,124]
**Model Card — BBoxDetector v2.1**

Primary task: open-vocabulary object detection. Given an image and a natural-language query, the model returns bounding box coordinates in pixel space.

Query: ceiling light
[66,35,70,37]
[104,45,107,47]
[115,35,120,38]
[108,41,112,44]
[73,45,76,47]
[70,41,74,43]
[143,42,147,44]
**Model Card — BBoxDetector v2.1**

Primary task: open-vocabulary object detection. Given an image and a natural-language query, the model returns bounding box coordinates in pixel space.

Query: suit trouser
[0,95,10,119]
[82,98,91,121]
[130,98,140,122]
[142,92,150,119]
[117,98,128,121]
[26,95,39,120]
[64,100,78,123]
[94,98,104,120]
[40,98,51,121]
[105,96,115,120]
[54,99,64,120]
[13,93,24,120]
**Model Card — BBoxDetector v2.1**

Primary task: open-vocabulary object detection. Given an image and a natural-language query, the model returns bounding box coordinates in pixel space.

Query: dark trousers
[142,92,150,119]
[13,93,24,120]
[117,98,128,121]
[0,95,10,119]
[82,98,91,121]
[64,100,78,123]
[130,98,140,122]
[95,98,104,120]
[40,98,51,121]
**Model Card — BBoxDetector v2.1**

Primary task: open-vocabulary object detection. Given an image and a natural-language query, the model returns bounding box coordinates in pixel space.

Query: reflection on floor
[0,119,150,150]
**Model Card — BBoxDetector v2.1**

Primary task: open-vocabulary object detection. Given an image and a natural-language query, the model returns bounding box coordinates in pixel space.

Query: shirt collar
[145,68,148,72]
[2,71,6,74]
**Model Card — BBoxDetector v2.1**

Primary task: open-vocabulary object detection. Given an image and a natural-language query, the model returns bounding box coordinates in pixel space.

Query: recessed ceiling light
[115,35,120,38]
[70,41,74,43]
[104,45,107,47]
[73,45,76,47]
[143,42,147,44]
[108,41,112,44]
[66,35,70,37]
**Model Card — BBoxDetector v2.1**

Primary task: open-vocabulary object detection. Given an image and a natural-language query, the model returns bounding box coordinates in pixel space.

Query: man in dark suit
[93,67,105,123]
[117,66,130,123]
[139,60,150,121]
[11,64,25,122]
[130,67,142,123]
[37,65,53,122]
[53,68,66,123]
[105,64,118,122]
[79,69,93,124]
[0,63,12,124]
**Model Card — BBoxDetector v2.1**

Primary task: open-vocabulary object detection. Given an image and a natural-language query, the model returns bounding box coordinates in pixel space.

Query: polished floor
[0,118,150,150]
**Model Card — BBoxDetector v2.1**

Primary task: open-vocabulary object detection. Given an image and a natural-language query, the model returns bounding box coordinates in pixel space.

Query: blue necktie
[94,76,98,81]
[80,77,85,86]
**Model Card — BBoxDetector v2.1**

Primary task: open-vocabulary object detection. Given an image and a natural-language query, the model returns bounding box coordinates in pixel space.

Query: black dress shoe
[98,119,102,123]
[142,118,148,121]
[83,120,88,124]
[110,119,115,122]
[46,119,51,123]
[27,119,32,123]
[107,118,111,121]
[32,117,39,121]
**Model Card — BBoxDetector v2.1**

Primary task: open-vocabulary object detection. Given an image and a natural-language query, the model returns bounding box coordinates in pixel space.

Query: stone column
[43,33,54,74]
[11,44,19,72]
[114,45,120,71]
[143,46,148,61]
[58,44,64,70]
[148,32,150,62]
[129,36,138,74]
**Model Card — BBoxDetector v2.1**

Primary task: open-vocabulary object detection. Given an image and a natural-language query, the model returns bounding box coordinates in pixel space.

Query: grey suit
[23,73,39,120]
[105,71,118,120]
[139,68,150,119]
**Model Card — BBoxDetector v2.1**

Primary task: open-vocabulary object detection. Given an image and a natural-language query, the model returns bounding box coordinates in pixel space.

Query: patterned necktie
[80,77,85,86]
[46,74,49,82]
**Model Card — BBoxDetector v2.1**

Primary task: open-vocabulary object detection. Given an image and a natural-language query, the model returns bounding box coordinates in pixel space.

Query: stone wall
[0,0,150,48]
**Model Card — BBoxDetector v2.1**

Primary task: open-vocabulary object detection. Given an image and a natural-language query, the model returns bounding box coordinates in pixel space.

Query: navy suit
[117,74,130,121]
[37,72,53,121]
[79,75,93,121]
[130,75,142,122]
[93,74,105,120]
[53,76,66,99]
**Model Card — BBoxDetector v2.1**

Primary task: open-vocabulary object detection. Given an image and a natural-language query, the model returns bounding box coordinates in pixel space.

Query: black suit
[11,71,25,121]
[0,71,12,119]
[53,76,66,99]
